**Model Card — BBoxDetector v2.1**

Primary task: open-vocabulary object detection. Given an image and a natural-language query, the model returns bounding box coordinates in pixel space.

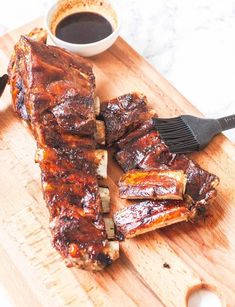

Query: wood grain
[0,17,234,306]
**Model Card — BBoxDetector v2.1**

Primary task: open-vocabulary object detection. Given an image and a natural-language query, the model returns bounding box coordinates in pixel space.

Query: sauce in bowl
[46,0,120,56]
[55,12,113,44]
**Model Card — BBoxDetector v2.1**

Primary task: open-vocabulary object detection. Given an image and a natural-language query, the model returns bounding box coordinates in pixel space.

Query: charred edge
[96,253,113,267]
[15,79,29,121]
[0,74,8,97]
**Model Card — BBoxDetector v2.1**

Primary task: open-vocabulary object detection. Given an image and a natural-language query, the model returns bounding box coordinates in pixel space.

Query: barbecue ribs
[8,30,118,270]
[8,27,219,265]
[114,200,194,238]
[100,93,219,238]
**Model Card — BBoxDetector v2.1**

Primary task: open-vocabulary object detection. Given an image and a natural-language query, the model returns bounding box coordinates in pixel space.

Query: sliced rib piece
[138,153,219,208]
[114,149,218,238]
[116,119,155,149]
[8,35,118,270]
[100,93,155,145]
[119,170,187,200]
[114,200,195,238]
[116,130,168,171]
[117,140,218,209]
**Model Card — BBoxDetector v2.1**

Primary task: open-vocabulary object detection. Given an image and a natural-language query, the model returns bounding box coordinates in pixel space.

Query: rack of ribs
[8,30,119,270]
[100,93,219,238]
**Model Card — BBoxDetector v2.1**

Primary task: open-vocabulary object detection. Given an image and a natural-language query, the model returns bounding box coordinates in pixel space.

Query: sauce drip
[55,12,113,44]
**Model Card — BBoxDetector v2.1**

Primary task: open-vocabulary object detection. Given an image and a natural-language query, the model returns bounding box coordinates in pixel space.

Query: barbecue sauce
[55,12,113,44]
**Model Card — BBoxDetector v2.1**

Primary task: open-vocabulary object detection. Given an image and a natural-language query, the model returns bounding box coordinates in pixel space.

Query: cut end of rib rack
[64,240,119,270]
[153,117,200,153]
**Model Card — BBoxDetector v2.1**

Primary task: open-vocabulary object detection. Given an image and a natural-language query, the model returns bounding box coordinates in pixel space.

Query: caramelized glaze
[8,36,116,270]
[119,169,187,200]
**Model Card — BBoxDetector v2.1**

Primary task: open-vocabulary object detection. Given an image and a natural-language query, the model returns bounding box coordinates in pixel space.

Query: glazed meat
[51,208,119,269]
[119,170,187,200]
[115,152,218,238]
[35,146,107,179]
[116,119,155,149]
[116,130,168,171]
[112,117,218,208]
[42,171,101,217]
[100,93,155,145]
[8,33,118,270]
[100,93,219,238]
[138,153,219,208]
[114,200,194,238]
[8,35,96,136]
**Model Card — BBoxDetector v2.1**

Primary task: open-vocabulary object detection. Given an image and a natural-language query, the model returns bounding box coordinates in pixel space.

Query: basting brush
[153,114,235,153]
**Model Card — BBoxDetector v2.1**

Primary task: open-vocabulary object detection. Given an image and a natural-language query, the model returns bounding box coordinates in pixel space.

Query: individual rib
[114,200,195,238]
[100,92,155,146]
[116,130,167,171]
[119,169,187,200]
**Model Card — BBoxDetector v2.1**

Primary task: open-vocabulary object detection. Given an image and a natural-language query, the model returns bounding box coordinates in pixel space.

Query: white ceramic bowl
[45,0,120,57]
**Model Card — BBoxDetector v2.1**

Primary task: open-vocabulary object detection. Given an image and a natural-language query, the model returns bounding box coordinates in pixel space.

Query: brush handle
[217,114,235,131]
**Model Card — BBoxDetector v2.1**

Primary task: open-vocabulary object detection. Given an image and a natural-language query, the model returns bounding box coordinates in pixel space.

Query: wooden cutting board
[0,18,235,307]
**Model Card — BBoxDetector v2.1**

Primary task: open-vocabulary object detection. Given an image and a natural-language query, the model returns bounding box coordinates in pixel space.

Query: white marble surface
[0,1,232,306]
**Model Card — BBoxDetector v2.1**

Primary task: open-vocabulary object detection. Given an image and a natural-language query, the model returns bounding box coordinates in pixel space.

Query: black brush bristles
[153,116,200,153]
[153,114,234,153]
